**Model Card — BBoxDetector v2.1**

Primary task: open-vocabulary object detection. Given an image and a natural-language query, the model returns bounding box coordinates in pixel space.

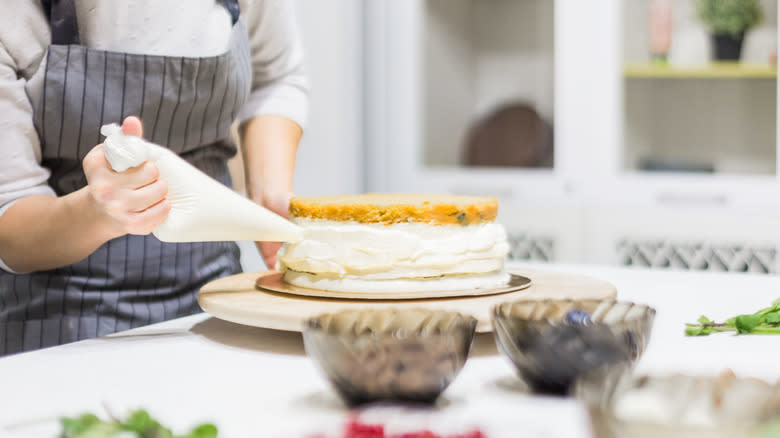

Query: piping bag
[100,124,302,243]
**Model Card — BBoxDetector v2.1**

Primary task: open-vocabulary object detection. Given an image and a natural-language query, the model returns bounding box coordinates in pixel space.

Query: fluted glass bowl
[303,308,478,406]
[491,299,655,395]
[575,367,780,438]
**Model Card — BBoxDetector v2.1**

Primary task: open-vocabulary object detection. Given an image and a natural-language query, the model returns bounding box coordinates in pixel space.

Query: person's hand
[255,190,293,269]
[83,116,170,239]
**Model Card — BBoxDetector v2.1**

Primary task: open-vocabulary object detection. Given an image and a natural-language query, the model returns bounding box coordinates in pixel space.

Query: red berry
[333,421,486,438]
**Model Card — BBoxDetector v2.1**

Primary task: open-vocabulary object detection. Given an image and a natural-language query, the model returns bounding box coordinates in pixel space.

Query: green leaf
[177,424,218,438]
[119,409,177,438]
[763,312,780,325]
[697,315,714,324]
[685,324,713,336]
[756,304,780,316]
[735,314,762,334]
[71,422,122,438]
[60,411,217,438]
[123,410,154,432]
[684,298,780,336]
[60,414,102,437]
[154,426,175,438]
[684,326,703,336]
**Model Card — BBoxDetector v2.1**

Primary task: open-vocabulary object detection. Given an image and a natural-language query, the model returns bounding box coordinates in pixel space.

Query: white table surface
[2,262,780,437]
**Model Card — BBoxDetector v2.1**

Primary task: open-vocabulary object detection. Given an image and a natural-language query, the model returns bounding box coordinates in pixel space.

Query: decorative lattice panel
[507,233,554,262]
[616,239,777,274]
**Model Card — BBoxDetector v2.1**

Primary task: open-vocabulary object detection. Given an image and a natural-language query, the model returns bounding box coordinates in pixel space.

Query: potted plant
[697,0,763,61]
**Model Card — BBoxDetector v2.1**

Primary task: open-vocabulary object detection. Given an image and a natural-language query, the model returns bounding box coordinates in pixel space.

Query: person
[0,0,308,355]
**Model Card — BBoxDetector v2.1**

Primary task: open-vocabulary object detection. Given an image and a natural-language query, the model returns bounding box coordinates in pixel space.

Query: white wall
[292,0,364,197]
[238,0,365,272]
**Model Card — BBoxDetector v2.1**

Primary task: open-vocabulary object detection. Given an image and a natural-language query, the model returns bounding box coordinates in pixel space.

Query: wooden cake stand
[197,269,617,333]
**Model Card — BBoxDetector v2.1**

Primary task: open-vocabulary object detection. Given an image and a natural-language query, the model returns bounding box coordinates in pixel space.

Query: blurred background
[236,0,780,275]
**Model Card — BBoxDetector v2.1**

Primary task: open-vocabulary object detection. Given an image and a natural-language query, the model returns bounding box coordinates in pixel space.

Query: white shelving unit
[364,0,780,273]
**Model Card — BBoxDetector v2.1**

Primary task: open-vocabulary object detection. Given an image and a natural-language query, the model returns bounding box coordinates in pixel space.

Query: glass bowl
[491,298,655,395]
[575,367,780,438]
[302,308,478,406]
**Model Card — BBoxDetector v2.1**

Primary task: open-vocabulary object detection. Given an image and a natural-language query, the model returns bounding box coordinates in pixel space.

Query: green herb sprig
[59,409,217,438]
[685,298,780,336]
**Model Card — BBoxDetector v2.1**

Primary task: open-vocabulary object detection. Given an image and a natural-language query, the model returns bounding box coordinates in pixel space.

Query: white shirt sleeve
[238,0,310,129]
[0,34,56,273]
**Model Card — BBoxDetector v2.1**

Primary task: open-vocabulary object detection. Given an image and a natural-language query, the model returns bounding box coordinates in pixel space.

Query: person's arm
[240,0,309,268]
[0,190,117,273]
[0,118,169,273]
[240,115,301,267]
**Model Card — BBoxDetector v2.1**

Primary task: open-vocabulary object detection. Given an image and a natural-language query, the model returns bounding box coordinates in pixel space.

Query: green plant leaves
[685,298,780,336]
[123,410,155,433]
[60,414,102,437]
[59,410,217,438]
[735,314,761,334]
[180,424,219,438]
[764,313,780,324]
[685,323,713,336]
[697,0,764,37]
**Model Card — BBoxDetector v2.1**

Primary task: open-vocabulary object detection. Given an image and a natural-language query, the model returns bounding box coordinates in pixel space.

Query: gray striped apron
[0,0,250,355]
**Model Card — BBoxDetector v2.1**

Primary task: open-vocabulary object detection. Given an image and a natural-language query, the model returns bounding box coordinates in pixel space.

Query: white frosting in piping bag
[100,124,302,243]
[278,219,510,291]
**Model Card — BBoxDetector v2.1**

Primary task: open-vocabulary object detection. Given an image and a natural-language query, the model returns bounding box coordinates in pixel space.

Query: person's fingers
[262,191,293,218]
[118,161,160,189]
[126,199,171,235]
[82,144,108,175]
[258,241,282,270]
[84,145,159,190]
[84,145,123,204]
[84,122,170,237]
[121,116,144,137]
[127,179,168,212]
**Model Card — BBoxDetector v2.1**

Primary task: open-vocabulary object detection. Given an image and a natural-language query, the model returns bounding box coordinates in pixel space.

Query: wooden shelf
[623,62,777,79]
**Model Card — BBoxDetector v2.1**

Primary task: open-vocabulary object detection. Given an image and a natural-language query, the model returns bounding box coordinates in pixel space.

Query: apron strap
[41,0,81,45]
[41,0,241,46]
[221,0,241,25]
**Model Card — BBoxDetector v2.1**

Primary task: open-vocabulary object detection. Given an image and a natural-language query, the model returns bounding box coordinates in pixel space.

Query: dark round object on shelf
[712,32,745,61]
[463,103,553,168]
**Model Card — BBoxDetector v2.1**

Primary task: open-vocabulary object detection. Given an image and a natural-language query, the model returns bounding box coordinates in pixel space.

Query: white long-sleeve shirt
[0,0,308,223]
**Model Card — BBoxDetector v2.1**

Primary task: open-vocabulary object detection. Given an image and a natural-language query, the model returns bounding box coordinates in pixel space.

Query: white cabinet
[364,0,780,274]
[584,205,780,274]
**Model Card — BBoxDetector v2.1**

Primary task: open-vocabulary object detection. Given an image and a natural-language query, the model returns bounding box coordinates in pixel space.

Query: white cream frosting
[277,218,510,292]
[283,270,510,293]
